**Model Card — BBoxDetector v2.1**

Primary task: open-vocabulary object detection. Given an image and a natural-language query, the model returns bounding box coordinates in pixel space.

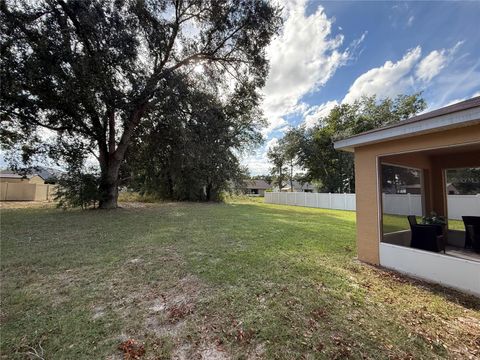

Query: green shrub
[55,172,101,209]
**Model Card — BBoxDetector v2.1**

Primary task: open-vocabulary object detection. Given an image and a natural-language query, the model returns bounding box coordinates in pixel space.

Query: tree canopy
[124,78,262,201]
[276,94,426,193]
[0,0,281,207]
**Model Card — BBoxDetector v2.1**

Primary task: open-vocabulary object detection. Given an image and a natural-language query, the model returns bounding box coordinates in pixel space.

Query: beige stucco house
[0,172,56,201]
[335,96,480,296]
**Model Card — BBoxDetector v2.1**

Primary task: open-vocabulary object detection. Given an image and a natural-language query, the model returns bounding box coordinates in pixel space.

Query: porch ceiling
[380,142,480,169]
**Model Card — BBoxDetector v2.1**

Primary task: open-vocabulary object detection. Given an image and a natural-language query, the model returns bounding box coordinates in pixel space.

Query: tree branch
[107,109,116,153]
[1,109,70,132]
[56,0,95,55]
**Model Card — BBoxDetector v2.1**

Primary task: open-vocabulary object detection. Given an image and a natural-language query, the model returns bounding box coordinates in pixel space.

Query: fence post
[408,193,412,215]
[329,192,332,209]
[316,193,319,208]
[4,182,8,201]
[305,192,307,207]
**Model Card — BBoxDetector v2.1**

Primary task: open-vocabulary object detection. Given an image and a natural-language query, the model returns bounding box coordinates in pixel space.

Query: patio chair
[407,215,418,228]
[466,225,480,253]
[410,224,445,253]
[462,216,480,249]
[407,215,443,236]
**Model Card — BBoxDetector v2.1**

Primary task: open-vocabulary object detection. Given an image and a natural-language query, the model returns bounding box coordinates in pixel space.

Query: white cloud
[243,153,271,175]
[429,60,480,108]
[343,46,422,103]
[261,0,349,135]
[443,97,468,107]
[415,42,463,83]
[303,100,338,128]
[407,15,415,27]
[266,137,279,151]
[261,117,287,137]
[422,88,480,112]
[415,49,447,82]
[341,41,467,109]
[241,137,280,176]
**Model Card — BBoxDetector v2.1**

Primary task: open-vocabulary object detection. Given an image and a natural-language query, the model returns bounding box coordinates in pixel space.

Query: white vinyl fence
[264,192,480,220]
[382,194,422,216]
[265,192,356,211]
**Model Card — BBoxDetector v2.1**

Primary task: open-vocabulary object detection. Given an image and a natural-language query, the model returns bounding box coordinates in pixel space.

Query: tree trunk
[98,145,122,209]
[278,169,282,191]
[167,171,174,199]
[97,104,146,209]
[205,182,212,202]
[98,179,118,208]
[98,160,121,209]
[290,160,293,192]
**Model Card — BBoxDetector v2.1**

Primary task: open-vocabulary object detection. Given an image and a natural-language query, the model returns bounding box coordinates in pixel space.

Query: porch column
[430,159,448,218]
[422,168,434,215]
[354,150,381,265]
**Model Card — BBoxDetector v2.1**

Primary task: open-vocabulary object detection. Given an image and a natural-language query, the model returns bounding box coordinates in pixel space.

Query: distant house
[0,167,61,184]
[403,183,422,194]
[0,172,46,184]
[383,180,461,196]
[446,183,460,195]
[382,183,421,194]
[280,181,317,193]
[0,169,59,201]
[243,179,271,196]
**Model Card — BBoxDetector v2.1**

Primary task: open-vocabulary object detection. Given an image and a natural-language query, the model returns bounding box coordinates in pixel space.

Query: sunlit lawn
[1,199,479,359]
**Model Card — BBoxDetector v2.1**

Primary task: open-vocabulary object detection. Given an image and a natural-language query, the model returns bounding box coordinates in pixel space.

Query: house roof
[244,179,271,189]
[0,167,63,181]
[281,181,316,190]
[0,172,41,180]
[334,96,480,152]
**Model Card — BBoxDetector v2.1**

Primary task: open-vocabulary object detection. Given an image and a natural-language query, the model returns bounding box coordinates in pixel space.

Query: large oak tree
[0,0,281,208]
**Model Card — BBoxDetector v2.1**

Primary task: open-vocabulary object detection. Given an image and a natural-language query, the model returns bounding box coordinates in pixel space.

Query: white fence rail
[382,194,422,216]
[264,192,480,220]
[265,192,356,210]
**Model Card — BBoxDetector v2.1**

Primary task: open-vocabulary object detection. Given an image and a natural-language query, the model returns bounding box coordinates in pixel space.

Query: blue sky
[244,0,480,174]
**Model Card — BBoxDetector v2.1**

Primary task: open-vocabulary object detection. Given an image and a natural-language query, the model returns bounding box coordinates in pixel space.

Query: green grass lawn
[1,199,479,359]
[383,214,464,234]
